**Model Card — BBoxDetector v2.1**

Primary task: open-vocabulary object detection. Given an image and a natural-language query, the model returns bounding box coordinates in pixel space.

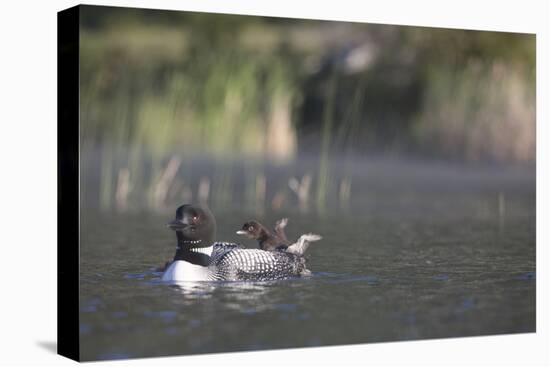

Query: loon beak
[167,219,187,230]
[236,230,247,235]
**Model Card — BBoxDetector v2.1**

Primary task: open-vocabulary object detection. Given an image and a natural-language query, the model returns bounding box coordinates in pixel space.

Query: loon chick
[274,218,290,242]
[237,218,322,255]
[236,220,290,251]
[161,205,312,282]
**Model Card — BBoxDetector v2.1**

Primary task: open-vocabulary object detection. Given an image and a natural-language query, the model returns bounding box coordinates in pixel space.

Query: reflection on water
[79,162,535,361]
[167,281,295,314]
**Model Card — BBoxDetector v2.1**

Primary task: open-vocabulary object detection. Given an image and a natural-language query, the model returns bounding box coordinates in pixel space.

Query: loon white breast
[160,204,313,282]
[161,245,214,282]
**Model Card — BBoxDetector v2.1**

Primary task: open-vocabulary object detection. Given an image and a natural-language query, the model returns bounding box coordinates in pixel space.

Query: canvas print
[58,5,535,361]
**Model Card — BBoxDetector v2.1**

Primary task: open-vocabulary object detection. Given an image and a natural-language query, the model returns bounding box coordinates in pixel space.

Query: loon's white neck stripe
[179,239,202,245]
[186,245,214,256]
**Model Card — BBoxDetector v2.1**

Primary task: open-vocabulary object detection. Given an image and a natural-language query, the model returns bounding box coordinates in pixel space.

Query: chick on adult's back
[236,218,322,255]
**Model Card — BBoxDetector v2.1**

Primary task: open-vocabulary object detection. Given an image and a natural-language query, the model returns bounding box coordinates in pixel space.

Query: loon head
[236,220,268,241]
[168,204,216,249]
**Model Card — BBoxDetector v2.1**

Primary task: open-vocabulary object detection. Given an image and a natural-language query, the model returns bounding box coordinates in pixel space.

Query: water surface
[79,163,535,361]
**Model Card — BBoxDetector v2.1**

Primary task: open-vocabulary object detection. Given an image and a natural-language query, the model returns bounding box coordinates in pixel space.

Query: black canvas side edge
[57,5,80,362]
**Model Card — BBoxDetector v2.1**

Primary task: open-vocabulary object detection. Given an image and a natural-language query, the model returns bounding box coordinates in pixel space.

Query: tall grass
[414,62,535,163]
[78,10,535,212]
[316,74,338,213]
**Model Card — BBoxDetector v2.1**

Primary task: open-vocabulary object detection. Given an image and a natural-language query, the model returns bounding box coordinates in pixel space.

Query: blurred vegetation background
[78,5,535,213]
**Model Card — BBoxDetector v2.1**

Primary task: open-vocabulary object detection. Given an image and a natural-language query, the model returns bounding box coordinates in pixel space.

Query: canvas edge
[57,4,80,362]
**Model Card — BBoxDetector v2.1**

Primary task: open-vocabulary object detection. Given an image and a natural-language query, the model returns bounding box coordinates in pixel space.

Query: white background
[0,0,547,366]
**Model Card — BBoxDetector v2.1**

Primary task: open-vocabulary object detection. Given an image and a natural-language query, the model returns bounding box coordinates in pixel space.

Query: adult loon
[237,219,322,254]
[161,205,319,282]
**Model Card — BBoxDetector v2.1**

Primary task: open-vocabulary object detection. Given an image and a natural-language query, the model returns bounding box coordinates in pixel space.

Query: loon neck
[173,244,214,266]
[175,231,213,247]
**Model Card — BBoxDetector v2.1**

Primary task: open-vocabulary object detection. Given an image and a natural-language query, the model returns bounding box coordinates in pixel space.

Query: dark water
[79,164,535,361]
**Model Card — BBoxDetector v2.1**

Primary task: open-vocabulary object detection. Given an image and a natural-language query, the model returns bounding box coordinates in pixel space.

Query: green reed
[78,11,535,212]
